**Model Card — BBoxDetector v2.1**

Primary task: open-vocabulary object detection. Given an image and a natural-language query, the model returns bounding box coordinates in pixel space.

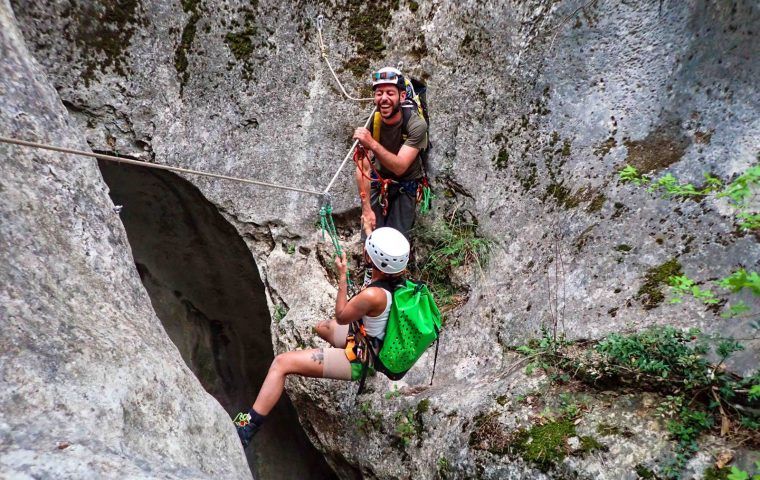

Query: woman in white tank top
[235,228,410,449]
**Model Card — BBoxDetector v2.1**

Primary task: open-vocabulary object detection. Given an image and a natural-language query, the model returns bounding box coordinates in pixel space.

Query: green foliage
[719,269,760,295]
[619,165,649,185]
[512,418,576,471]
[619,166,722,197]
[661,406,713,478]
[725,462,760,480]
[411,214,492,306]
[384,384,401,400]
[668,275,718,305]
[717,165,760,204]
[355,401,382,434]
[750,385,760,401]
[436,455,450,475]
[516,325,760,479]
[394,406,422,447]
[736,212,760,230]
[273,304,287,322]
[620,163,759,231]
[704,466,731,480]
[665,270,759,320]
[596,326,708,384]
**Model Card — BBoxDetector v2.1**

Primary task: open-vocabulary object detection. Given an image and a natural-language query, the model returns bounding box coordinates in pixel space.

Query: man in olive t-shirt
[353,67,428,241]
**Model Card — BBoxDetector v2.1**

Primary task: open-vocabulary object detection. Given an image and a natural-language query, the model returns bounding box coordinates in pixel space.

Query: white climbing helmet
[365,227,410,274]
[371,66,404,90]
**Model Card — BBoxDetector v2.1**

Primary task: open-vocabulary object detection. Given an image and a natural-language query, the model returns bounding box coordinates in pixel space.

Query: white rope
[0,136,324,197]
[316,15,373,102]
[323,107,376,195]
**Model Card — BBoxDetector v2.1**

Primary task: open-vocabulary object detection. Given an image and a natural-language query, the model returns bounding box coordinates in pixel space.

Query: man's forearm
[370,141,408,177]
[355,163,372,211]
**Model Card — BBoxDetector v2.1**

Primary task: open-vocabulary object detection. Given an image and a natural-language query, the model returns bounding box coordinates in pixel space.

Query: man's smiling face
[374,84,405,119]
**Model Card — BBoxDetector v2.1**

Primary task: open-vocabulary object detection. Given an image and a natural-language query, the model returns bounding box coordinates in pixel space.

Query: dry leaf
[715,450,733,469]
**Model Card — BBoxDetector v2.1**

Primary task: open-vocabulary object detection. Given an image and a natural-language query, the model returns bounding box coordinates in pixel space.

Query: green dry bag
[377,280,441,378]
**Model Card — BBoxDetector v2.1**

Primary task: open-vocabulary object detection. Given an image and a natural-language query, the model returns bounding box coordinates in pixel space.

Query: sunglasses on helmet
[372,71,400,81]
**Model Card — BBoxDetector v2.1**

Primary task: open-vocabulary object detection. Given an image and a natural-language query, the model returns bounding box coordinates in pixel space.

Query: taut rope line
[322,107,376,195]
[0,136,324,197]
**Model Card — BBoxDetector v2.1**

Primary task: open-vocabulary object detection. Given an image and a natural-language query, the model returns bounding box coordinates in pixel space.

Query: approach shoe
[233,412,260,449]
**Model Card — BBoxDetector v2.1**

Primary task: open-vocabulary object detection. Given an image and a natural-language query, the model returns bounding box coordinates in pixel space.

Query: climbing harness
[0,136,323,197]
[315,15,373,103]
[353,145,392,217]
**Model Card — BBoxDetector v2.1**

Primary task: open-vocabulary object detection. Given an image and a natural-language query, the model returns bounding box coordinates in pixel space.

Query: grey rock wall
[0,2,250,478]
[4,0,759,478]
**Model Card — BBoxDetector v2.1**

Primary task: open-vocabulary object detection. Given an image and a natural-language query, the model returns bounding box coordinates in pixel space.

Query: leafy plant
[726,461,760,480]
[355,401,382,434]
[411,213,492,306]
[274,304,288,322]
[436,455,450,475]
[384,384,401,400]
[664,270,759,323]
[394,407,422,447]
[515,325,759,479]
[619,162,759,231]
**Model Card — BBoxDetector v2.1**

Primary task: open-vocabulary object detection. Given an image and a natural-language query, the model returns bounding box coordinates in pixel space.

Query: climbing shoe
[233,410,264,449]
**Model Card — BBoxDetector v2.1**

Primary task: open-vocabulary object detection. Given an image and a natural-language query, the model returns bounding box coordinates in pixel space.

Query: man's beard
[379,99,401,119]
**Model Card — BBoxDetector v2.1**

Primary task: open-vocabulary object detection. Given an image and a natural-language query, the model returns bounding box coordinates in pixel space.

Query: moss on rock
[624,122,689,174]
[175,0,204,93]
[343,0,400,78]
[512,418,575,471]
[635,258,682,310]
[66,0,146,86]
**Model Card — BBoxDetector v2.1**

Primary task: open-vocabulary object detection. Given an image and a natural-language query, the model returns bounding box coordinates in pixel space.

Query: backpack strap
[400,100,430,181]
[429,327,440,386]
[372,111,382,143]
[355,279,405,397]
[367,277,405,292]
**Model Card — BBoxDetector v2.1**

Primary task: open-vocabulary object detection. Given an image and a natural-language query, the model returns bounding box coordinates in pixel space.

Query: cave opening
[98,161,336,480]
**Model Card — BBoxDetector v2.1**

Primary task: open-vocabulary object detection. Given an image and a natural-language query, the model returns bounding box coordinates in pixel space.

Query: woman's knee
[315,320,332,340]
[269,352,292,375]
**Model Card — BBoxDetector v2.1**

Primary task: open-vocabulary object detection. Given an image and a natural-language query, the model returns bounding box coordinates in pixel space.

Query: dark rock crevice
[98,160,336,480]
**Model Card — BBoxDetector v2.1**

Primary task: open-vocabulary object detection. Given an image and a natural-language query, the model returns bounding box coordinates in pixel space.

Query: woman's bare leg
[252,348,326,415]
[315,319,348,348]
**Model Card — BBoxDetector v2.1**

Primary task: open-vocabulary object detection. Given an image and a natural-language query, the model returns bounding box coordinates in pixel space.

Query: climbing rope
[322,107,377,195]
[0,136,324,197]
[319,200,355,292]
[418,177,432,214]
[316,15,373,102]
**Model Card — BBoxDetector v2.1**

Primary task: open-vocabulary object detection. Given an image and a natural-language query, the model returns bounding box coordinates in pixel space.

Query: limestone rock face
[0,3,250,478]
[4,0,759,478]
